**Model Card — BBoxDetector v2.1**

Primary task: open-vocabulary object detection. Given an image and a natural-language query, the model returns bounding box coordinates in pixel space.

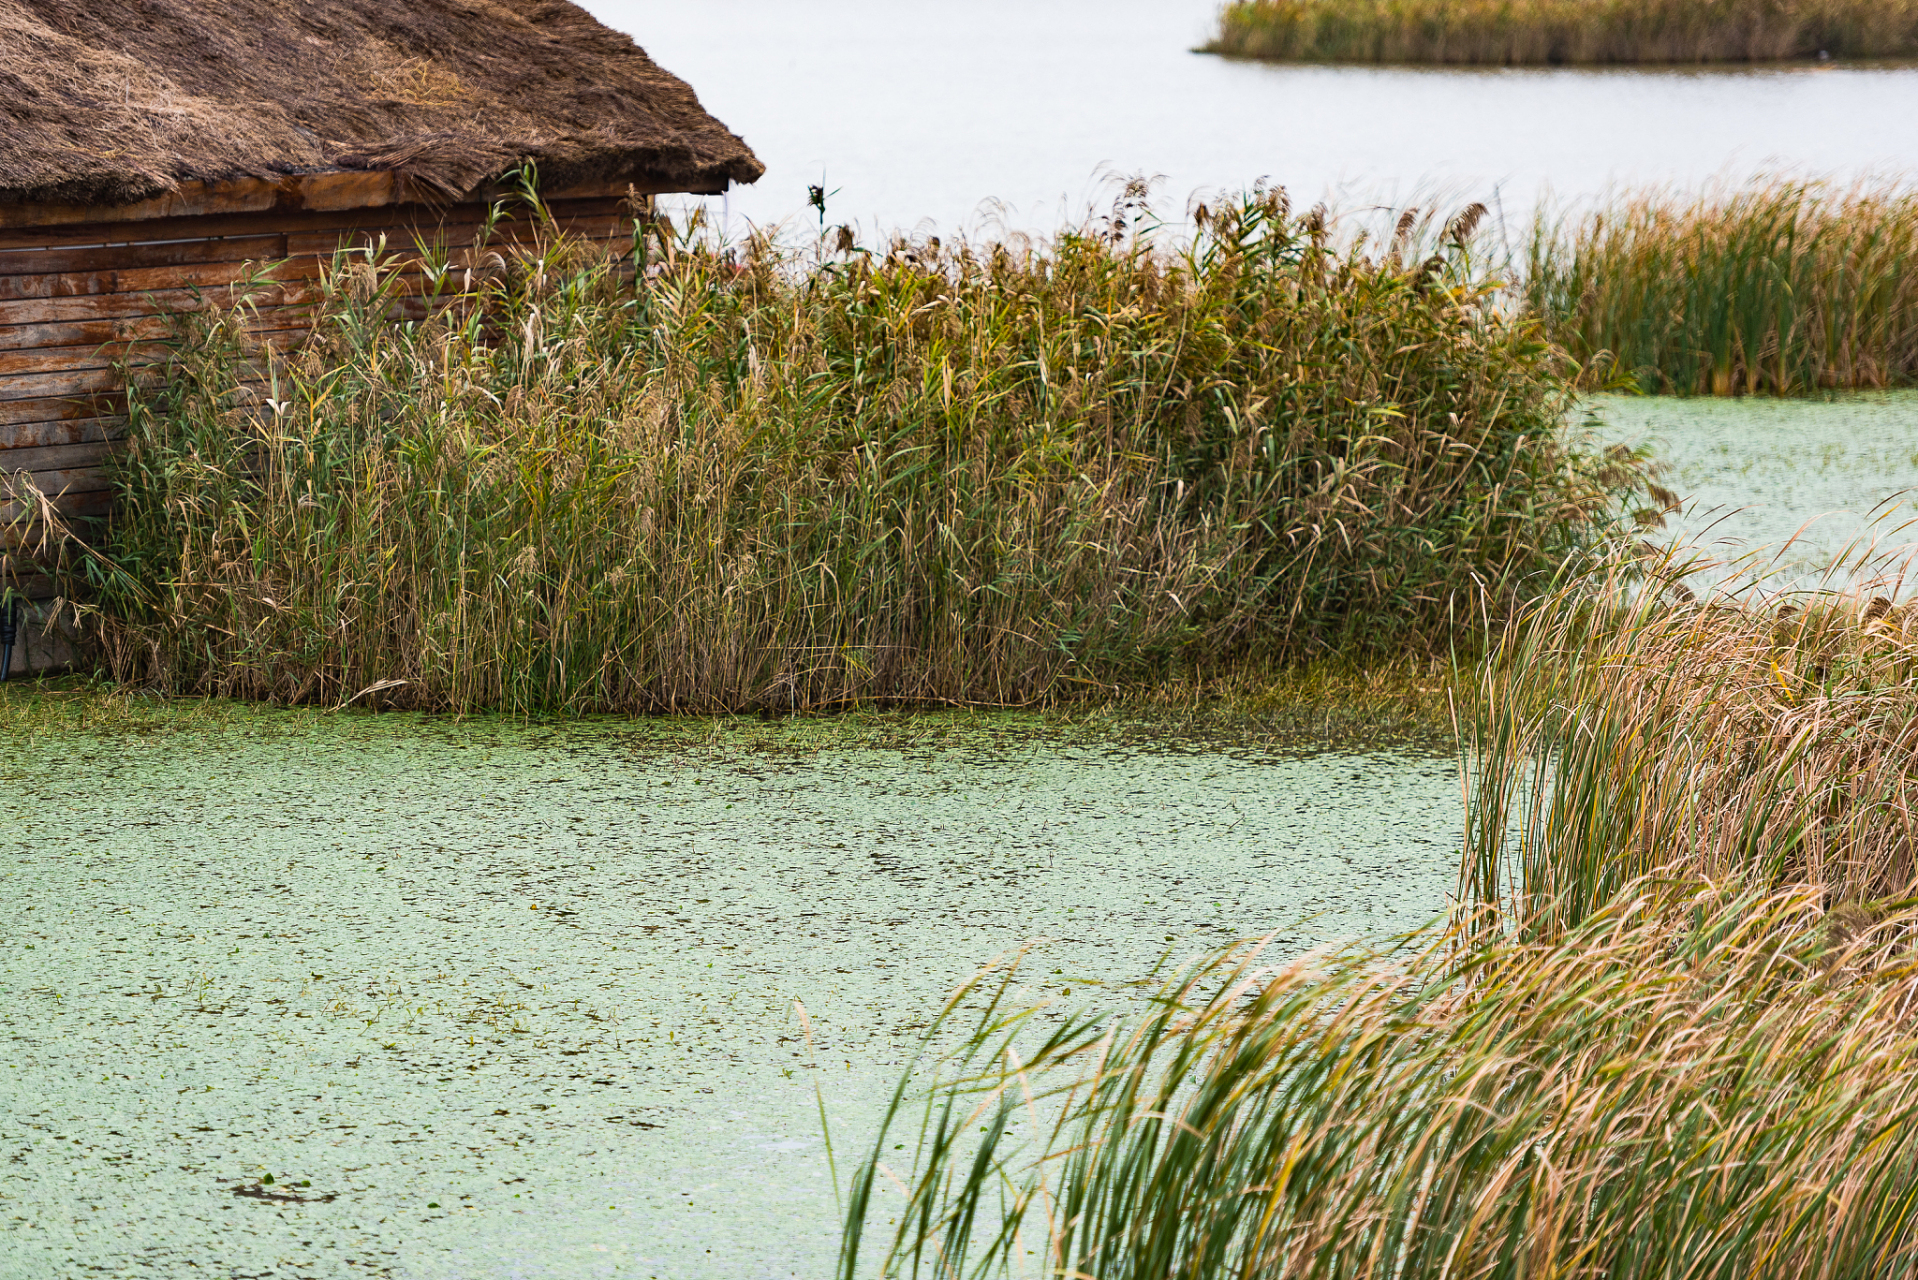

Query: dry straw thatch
[0,0,763,209]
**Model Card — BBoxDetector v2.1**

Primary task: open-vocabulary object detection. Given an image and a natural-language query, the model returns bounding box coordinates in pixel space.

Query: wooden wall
[0,192,637,673]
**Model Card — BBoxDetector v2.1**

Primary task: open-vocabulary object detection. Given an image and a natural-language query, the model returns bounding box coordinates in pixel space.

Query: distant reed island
[1205,0,1918,64]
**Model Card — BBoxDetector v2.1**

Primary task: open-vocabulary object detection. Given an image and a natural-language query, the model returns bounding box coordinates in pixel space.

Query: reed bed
[67,190,1643,713]
[1463,547,1918,934]
[1527,179,1918,395]
[1207,0,1918,64]
[842,883,1918,1279]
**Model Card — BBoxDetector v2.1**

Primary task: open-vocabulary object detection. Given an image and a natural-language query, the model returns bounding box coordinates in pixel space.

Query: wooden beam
[0,441,117,473]
[0,329,307,379]
[0,196,631,253]
[0,234,290,278]
[0,369,127,403]
[4,256,339,303]
[0,395,123,428]
[0,486,113,522]
[0,173,679,234]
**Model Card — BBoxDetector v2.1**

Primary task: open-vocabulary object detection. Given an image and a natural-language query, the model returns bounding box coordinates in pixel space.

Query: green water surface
[1590,390,1918,586]
[0,710,1460,1278]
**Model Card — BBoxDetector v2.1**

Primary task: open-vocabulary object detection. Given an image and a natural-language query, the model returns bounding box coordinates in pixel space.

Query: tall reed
[1208,0,1918,64]
[842,883,1918,1279]
[1463,545,1918,934]
[73,190,1644,713]
[1527,179,1918,395]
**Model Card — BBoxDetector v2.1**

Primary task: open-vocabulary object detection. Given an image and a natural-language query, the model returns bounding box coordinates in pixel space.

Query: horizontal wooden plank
[0,195,635,251]
[0,309,327,353]
[0,485,113,523]
[0,570,64,601]
[0,523,68,555]
[0,222,621,281]
[286,221,630,259]
[0,342,160,377]
[0,237,624,310]
[0,317,166,353]
[0,366,251,405]
[0,368,124,403]
[0,364,278,404]
[0,175,664,233]
[1,511,103,542]
[0,233,628,323]
[0,417,122,450]
[0,394,122,427]
[0,440,115,473]
[0,172,403,232]
[2,463,112,496]
[0,256,326,304]
[0,328,309,379]
[0,284,320,327]
[0,233,289,279]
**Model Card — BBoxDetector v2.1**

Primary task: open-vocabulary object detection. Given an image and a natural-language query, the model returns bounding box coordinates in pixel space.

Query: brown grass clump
[1465,547,1918,932]
[1208,0,1918,65]
[844,882,1918,1279]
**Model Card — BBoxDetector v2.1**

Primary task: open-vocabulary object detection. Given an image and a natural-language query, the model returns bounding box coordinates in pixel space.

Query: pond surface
[0,712,1458,1278]
[1590,390,1918,588]
[582,0,1918,237]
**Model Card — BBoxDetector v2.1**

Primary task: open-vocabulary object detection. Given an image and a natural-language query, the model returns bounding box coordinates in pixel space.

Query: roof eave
[0,168,735,232]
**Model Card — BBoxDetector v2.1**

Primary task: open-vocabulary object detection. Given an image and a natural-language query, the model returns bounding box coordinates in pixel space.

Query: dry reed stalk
[1527,178,1918,395]
[1465,543,1918,931]
[843,881,1918,1279]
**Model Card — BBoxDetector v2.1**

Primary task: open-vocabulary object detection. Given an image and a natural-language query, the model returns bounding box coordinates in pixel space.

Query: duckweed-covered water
[1590,390,1918,586]
[0,712,1459,1278]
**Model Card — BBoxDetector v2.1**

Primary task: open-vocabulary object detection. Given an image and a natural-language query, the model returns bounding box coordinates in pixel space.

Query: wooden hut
[0,0,761,673]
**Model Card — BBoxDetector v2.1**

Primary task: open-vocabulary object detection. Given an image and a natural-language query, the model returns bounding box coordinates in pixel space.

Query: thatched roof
[0,0,764,211]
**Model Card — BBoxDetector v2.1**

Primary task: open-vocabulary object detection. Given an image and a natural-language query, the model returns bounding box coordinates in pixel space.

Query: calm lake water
[583,0,1918,237]
[0,713,1458,1278]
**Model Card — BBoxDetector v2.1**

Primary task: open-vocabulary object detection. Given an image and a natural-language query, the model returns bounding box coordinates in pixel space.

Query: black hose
[0,598,18,683]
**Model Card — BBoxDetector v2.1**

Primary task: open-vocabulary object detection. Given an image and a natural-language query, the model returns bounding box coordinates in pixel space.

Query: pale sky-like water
[0,713,1459,1278]
[578,0,1918,239]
